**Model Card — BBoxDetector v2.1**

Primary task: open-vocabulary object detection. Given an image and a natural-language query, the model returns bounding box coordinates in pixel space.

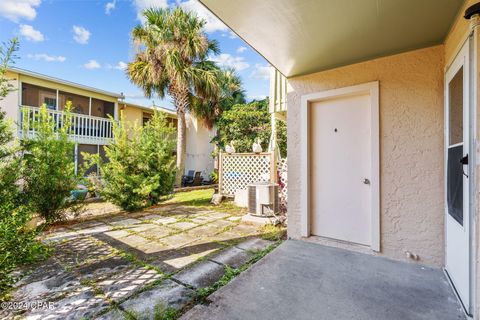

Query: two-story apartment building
[0,67,215,177]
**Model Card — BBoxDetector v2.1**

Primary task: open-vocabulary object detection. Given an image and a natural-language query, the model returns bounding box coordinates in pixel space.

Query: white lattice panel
[220,153,272,196]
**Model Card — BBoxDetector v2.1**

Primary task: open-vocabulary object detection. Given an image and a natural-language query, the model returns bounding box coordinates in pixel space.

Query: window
[43,96,57,110]
[91,98,114,118]
[142,112,152,126]
[58,91,89,114]
[21,83,56,108]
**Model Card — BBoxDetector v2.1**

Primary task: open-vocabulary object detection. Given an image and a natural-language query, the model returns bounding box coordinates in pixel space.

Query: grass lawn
[164,188,245,214]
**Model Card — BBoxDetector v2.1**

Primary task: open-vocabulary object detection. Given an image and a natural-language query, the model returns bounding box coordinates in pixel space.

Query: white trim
[55,89,59,110]
[300,81,380,252]
[8,66,122,98]
[88,97,92,116]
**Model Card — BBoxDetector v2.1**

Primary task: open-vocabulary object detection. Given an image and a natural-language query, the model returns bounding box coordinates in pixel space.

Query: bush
[87,111,176,211]
[21,103,80,223]
[0,111,48,296]
[0,38,48,297]
[213,98,287,157]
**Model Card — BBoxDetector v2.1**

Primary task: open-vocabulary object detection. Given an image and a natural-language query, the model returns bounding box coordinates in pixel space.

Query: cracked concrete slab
[210,247,253,269]
[120,279,195,319]
[236,238,273,251]
[173,260,225,289]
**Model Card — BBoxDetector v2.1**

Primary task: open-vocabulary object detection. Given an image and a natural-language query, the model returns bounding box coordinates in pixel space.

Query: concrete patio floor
[181,240,466,320]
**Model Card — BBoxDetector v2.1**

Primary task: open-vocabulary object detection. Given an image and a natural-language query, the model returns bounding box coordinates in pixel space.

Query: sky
[0,0,271,109]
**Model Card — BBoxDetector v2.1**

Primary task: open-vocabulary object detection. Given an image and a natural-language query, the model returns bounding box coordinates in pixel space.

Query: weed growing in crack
[194,241,281,304]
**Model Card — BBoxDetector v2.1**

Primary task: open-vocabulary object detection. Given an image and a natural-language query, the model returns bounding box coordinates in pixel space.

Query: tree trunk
[175,109,187,186]
[171,85,189,187]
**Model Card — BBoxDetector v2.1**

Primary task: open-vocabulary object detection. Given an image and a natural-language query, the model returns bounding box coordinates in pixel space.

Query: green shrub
[0,112,48,296]
[86,111,176,211]
[0,37,48,297]
[0,204,48,295]
[212,98,287,157]
[21,103,80,223]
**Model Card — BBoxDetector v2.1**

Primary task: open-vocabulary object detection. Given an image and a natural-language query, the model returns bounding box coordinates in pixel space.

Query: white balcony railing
[19,105,113,144]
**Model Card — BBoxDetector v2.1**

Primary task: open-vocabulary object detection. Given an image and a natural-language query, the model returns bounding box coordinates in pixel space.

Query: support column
[114,102,119,121]
[74,143,78,175]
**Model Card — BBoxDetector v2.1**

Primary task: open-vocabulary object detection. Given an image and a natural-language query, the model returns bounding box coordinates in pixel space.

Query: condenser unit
[247,182,279,217]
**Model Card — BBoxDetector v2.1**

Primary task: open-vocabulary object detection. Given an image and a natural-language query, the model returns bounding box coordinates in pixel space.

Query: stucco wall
[121,105,143,124]
[287,45,445,266]
[185,113,215,176]
[0,71,19,124]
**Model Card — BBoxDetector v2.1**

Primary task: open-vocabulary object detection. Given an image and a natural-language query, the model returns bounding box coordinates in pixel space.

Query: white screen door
[445,40,471,314]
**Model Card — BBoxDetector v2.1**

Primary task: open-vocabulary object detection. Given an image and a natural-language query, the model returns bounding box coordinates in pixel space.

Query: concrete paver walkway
[181,240,466,320]
[2,203,278,320]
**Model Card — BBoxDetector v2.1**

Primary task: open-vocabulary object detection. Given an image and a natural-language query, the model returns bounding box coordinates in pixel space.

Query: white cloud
[248,95,267,101]
[250,64,270,80]
[212,53,249,71]
[27,53,65,62]
[236,46,247,53]
[107,61,128,71]
[178,0,228,33]
[105,0,116,14]
[72,25,91,44]
[84,59,101,69]
[0,0,41,23]
[124,92,146,99]
[229,31,237,39]
[133,0,168,22]
[19,24,44,42]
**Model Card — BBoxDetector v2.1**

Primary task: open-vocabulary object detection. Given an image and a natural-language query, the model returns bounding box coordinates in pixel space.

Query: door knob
[363,178,370,185]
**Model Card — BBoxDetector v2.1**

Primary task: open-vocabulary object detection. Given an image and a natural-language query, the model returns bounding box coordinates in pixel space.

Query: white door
[310,93,372,246]
[445,41,471,313]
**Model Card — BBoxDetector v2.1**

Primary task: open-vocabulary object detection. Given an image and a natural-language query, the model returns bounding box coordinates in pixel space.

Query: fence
[218,152,276,196]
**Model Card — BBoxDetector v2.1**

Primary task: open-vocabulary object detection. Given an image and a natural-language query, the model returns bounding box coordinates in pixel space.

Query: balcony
[19,105,113,145]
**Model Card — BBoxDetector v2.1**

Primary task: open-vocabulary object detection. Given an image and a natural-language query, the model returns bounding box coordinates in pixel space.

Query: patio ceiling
[200,0,464,77]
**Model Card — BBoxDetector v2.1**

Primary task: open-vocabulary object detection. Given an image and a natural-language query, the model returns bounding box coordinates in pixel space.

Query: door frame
[444,35,476,316]
[300,81,380,251]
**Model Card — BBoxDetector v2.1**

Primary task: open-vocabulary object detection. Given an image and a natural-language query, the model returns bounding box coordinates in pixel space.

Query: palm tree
[127,8,222,186]
[190,68,245,129]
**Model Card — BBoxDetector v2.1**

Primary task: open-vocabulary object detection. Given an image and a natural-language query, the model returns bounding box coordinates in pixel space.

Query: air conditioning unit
[247,182,279,217]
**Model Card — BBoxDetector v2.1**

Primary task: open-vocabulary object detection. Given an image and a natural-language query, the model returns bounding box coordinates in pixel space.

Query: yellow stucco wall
[287,45,445,266]
[17,73,118,103]
[121,104,144,125]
